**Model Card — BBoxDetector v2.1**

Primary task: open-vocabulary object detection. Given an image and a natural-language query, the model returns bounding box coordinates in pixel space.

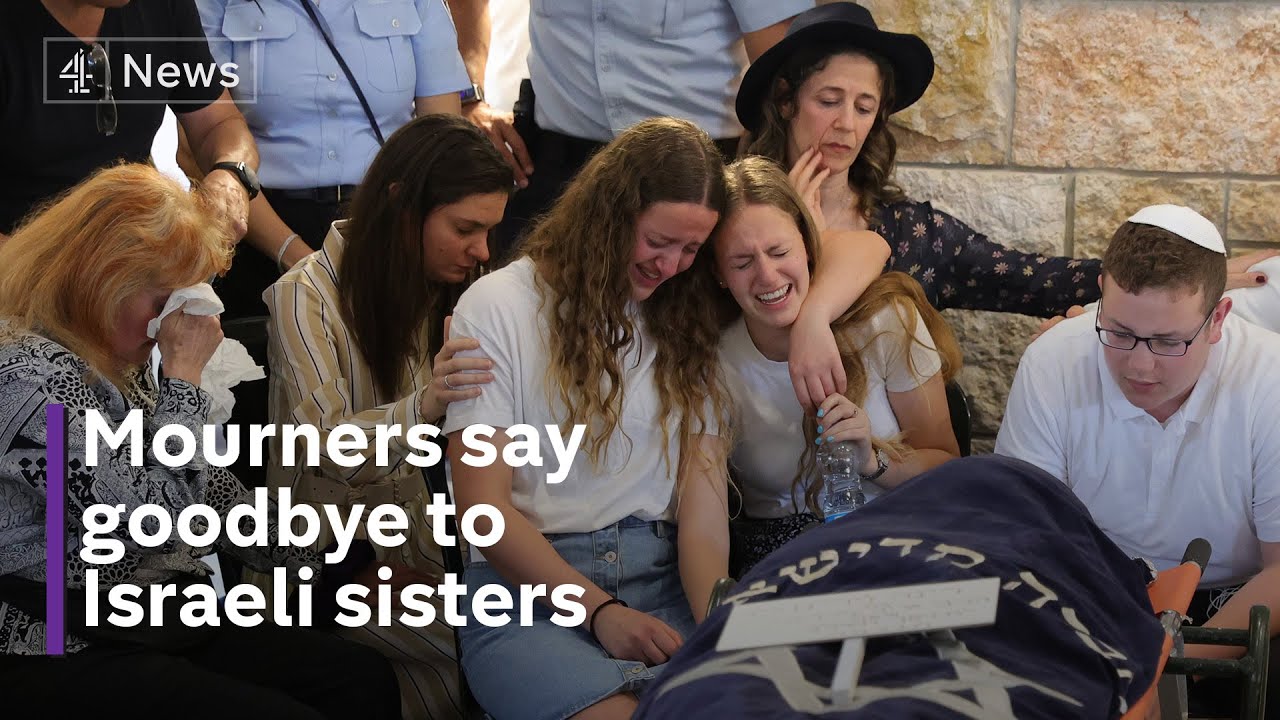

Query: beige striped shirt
[263,221,464,718]
[265,221,431,513]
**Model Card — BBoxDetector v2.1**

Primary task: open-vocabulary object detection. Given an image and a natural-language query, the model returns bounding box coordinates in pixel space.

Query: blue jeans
[458,517,695,720]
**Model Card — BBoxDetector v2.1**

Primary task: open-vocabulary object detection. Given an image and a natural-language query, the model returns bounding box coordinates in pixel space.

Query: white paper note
[716,577,1000,652]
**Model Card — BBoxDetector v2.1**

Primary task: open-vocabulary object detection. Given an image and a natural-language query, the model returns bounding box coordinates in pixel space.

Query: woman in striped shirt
[264,113,513,719]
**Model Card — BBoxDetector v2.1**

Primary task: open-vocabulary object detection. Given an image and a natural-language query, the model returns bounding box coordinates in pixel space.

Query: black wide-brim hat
[736,2,935,134]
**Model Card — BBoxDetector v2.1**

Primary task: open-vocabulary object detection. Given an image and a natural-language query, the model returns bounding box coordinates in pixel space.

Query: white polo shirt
[722,303,942,519]
[443,258,710,534]
[995,310,1280,586]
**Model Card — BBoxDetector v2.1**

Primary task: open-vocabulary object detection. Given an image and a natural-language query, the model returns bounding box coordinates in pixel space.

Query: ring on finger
[442,374,457,390]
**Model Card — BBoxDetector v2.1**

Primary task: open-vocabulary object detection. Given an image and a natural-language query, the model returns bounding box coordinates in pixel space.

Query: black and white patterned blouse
[877,199,1102,317]
[0,324,318,655]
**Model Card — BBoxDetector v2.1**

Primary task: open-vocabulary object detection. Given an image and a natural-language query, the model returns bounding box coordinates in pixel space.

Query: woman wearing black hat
[738,1,1101,327]
[737,2,1270,333]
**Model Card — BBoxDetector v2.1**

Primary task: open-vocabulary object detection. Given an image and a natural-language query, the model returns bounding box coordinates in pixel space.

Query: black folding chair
[220,315,272,489]
[421,437,488,719]
[945,381,973,457]
[212,316,273,587]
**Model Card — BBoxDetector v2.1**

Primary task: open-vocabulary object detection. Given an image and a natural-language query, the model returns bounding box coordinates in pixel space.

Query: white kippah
[1126,204,1226,255]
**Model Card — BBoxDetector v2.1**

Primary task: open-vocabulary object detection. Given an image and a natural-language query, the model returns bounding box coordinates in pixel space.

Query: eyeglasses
[1094,301,1214,357]
[85,42,117,136]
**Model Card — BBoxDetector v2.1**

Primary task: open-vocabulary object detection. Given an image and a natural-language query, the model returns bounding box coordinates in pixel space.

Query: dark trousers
[0,623,401,719]
[215,189,346,321]
[491,128,740,265]
[1185,586,1279,719]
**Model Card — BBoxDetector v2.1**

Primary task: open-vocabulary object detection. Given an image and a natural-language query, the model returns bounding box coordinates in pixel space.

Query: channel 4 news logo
[61,47,94,95]
[44,37,257,103]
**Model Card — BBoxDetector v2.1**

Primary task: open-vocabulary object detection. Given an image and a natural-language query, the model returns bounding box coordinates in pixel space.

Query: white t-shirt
[150,107,191,190]
[995,310,1280,586]
[443,258,699,533]
[483,0,530,113]
[722,303,943,519]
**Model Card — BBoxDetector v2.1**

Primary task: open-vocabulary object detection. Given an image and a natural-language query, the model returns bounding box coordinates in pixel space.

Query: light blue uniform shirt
[528,0,812,141]
[198,0,470,188]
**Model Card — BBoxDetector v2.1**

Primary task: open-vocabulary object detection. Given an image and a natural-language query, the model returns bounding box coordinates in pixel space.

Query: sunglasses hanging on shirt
[86,41,117,136]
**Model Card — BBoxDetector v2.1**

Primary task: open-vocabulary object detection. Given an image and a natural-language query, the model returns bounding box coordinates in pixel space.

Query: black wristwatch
[210,160,261,200]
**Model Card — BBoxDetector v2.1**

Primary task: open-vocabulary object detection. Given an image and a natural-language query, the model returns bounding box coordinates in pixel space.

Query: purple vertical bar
[45,403,66,656]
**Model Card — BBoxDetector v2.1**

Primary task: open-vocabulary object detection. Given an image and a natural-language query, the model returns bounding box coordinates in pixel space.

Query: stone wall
[828,0,1280,451]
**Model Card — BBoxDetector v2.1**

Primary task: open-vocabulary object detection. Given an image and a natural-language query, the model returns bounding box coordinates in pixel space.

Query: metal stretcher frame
[1162,606,1271,720]
[1121,538,1270,720]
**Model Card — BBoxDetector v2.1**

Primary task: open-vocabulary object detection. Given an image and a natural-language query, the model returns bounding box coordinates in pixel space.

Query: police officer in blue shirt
[452,0,814,261]
[199,0,471,319]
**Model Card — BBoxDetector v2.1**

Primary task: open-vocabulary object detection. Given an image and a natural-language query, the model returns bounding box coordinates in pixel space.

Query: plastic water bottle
[819,441,867,522]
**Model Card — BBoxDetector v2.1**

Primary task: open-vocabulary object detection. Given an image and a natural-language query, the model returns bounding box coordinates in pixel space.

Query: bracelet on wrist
[589,597,628,640]
[276,233,300,272]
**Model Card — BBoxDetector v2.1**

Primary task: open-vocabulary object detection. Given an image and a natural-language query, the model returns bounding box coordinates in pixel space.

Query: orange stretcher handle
[1121,538,1209,720]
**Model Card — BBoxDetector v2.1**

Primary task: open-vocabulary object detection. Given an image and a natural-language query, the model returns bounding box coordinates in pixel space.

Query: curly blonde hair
[711,157,960,515]
[0,163,233,389]
[520,117,732,485]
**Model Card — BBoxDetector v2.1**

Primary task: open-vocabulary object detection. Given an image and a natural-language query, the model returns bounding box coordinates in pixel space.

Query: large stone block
[971,437,996,456]
[1228,181,1280,247]
[890,167,1067,438]
[894,167,1068,254]
[859,0,1012,165]
[944,310,1039,438]
[1014,3,1280,175]
[1073,174,1225,259]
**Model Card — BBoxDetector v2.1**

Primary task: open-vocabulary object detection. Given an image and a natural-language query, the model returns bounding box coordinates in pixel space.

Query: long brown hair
[337,114,513,398]
[712,157,960,514]
[745,42,905,225]
[0,163,233,389]
[520,117,732,484]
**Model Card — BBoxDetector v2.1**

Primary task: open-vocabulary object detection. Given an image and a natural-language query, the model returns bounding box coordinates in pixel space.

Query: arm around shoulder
[787,230,891,411]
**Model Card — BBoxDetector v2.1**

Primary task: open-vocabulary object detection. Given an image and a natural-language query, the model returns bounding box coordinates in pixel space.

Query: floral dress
[877,199,1102,317]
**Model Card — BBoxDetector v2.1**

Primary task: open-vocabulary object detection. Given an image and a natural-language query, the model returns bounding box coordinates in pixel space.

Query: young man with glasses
[996,204,1280,716]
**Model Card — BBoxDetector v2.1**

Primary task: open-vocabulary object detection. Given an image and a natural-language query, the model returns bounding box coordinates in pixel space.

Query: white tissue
[148,283,266,425]
[147,284,224,338]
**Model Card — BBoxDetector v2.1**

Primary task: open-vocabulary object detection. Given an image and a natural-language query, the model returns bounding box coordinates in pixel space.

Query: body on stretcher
[700,538,1268,720]
[635,456,1269,720]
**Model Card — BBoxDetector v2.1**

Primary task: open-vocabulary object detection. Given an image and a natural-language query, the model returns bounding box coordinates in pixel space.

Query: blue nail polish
[817,409,825,418]
[816,425,824,433]
[814,437,822,446]
[826,435,835,443]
